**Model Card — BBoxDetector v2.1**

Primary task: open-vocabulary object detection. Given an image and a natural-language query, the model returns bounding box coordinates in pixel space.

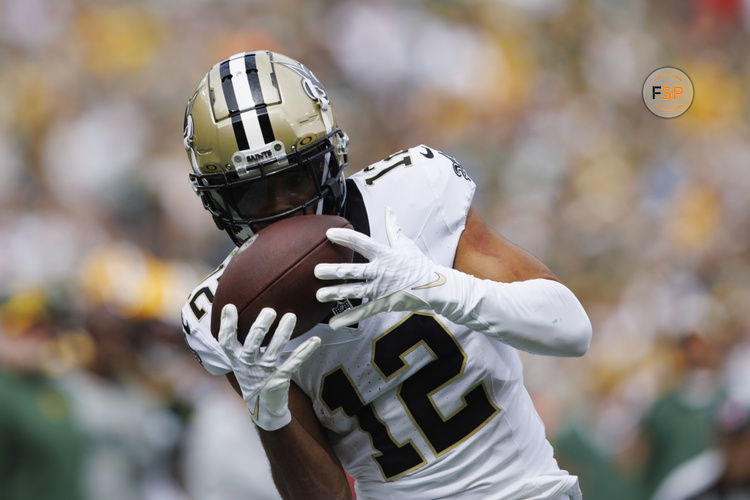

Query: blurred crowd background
[1,0,749,498]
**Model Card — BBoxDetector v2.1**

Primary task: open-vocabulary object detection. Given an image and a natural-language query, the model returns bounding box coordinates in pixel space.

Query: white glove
[218,304,321,430]
[315,207,591,356]
[315,206,444,330]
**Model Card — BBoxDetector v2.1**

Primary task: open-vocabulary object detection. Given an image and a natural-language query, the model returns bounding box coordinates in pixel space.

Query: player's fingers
[328,299,383,330]
[316,283,367,303]
[264,312,296,361]
[326,228,381,260]
[314,263,373,281]
[276,336,321,378]
[384,206,402,248]
[241,307,277,362]
[218,304,241,354]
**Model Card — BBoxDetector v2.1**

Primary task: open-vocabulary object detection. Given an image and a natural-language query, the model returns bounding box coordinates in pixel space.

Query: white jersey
[181,145,579,499]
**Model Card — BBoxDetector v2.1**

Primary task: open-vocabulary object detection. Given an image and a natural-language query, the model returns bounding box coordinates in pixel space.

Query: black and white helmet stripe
[244,53,275,144]
[218,53,275,151]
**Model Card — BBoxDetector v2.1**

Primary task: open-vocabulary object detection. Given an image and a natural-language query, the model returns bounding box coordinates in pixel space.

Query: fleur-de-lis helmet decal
[275,61,330,111]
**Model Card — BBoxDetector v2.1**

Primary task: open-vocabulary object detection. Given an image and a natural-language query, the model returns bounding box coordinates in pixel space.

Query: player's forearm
[439,271,592,356]
[258,418,352,500]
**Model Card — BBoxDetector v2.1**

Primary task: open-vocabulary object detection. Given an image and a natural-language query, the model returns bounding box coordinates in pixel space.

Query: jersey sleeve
[350,144,476,266]
[181,307,231,376]
[414,144,476,242]
[180,254,234,376]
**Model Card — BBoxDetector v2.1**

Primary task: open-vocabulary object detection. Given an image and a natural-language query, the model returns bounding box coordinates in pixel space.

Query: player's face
[232,167,319,221]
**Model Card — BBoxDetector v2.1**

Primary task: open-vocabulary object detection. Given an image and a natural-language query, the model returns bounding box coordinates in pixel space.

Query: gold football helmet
[183,51,349,245]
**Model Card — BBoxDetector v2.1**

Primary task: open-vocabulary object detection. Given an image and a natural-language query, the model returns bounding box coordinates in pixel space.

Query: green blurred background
[1,0,749,499]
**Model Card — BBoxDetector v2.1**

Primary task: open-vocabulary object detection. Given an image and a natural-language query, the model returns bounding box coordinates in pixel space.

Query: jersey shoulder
[349,145,476,249]
[351,144,473,187]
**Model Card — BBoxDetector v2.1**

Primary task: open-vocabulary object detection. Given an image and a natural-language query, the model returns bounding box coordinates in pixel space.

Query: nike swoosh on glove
[218,304,321,430]
[315,206,454,330]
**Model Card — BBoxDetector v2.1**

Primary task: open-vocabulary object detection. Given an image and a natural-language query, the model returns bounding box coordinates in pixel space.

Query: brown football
[210,214,353,345]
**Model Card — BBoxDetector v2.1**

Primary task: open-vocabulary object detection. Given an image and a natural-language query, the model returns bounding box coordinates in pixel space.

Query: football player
[181,51,592,500]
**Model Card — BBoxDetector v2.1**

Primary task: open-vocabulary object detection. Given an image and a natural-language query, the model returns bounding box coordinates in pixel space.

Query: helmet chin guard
[184,51,349,245]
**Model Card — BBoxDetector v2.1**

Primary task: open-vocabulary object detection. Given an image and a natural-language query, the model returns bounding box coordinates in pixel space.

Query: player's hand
[218,304,321,431]
[316,206,453,329]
